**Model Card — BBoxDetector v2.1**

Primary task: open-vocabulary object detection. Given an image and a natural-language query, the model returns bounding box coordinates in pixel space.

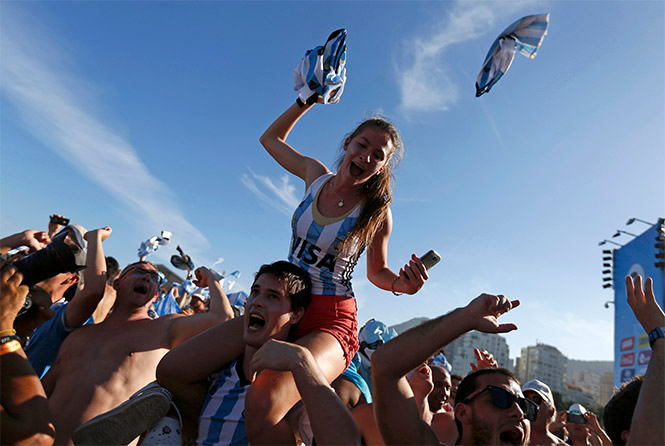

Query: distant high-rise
[599,371,615,406]
[515,343,568,394]
[571,369,601,404]
[446,331,510,376]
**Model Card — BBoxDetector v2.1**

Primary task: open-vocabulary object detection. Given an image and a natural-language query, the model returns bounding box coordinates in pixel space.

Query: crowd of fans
[0,214,663,446]
[3,27,663,446]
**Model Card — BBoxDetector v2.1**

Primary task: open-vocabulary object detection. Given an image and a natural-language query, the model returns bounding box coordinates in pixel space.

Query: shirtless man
[41,261,233,445]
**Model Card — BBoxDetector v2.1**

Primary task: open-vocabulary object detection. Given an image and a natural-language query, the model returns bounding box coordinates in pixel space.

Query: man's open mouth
[134,284,148,295]
[499,426,524,445]
[247,313,266,331]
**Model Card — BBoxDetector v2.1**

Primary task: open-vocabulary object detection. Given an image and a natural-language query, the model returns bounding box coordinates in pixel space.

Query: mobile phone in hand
[50,215,70,226]
[419,250,441,270]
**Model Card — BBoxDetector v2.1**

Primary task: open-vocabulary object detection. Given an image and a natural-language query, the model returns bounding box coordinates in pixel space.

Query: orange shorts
[293,294,359,368]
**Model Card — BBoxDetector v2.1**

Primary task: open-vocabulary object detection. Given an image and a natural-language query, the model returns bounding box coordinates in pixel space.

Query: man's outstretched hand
[463,293,520,334]
[0,259,29,329]
[626,275,665,334]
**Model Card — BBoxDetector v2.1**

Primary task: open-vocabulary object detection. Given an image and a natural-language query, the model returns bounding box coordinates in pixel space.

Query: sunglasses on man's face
[525,393,544,406]
[463,385,539,422]
[120,267,161,283]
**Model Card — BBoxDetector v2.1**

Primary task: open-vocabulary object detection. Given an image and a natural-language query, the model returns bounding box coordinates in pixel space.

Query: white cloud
[241,169,301,217]
[396,0,537,113]
[1,8,209,256]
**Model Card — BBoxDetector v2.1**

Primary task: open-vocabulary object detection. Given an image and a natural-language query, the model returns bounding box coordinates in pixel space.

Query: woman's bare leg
[244,331,347,445]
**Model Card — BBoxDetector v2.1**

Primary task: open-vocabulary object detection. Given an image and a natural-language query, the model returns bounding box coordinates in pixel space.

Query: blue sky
[2,1,663,362]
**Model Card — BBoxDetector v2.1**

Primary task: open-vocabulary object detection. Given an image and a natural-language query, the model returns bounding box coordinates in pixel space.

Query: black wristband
[296,98,305,108]
[648,327,664,348]
[306,93,319,105]
[1,334,21,345]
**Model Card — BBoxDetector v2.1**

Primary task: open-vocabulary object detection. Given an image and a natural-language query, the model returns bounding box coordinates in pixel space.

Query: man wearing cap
[565,403,591,446]
[565,403,612,446]
[522,379,567,445]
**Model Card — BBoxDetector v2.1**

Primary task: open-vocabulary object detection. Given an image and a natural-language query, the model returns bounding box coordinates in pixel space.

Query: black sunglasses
[119,267,161,283]
[526,393,544,406]
[464,385,538,422]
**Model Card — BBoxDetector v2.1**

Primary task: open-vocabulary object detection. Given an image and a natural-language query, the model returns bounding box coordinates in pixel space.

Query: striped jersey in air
[197,359,250,445]
[289,173,363,297]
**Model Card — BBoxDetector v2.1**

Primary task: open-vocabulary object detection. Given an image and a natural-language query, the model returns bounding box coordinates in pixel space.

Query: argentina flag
[476,14,550,97]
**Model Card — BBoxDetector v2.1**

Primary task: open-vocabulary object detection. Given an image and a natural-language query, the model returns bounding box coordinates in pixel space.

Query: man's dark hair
[454,368,521,439]
[451,373,464,382]
[254,261,311,312]
[602,376,643,445]
[105,256,120,280]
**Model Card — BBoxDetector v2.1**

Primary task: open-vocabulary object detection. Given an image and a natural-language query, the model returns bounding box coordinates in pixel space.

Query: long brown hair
[336,117,404,252]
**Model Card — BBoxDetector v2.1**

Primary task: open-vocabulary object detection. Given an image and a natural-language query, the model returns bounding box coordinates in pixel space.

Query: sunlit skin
[43,261,230,445]
[112,264,161,311]
[336,127,391,190]
[243,274,303,350]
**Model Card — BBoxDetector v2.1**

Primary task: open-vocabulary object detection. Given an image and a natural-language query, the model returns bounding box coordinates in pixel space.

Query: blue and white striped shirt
[289,173,363,296]
[197,359,250,445]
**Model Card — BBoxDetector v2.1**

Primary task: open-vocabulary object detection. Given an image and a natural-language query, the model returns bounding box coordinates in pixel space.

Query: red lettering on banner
[620,352,635,367]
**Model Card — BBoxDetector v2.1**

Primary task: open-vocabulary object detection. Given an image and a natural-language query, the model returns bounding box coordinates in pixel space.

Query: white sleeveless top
[288,173,364,296]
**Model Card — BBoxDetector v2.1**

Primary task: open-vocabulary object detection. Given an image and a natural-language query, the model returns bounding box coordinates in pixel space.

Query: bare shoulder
[304,161,330,190]
[157,313,185,323]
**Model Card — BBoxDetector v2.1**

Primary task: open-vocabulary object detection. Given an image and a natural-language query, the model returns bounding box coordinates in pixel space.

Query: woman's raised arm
[259,102,328,186]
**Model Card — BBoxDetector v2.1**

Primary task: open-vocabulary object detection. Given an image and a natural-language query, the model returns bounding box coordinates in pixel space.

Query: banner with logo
[612,224,664,388]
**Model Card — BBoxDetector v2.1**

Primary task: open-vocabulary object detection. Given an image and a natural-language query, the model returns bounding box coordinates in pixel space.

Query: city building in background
[446,331,511,376]
[599,371,614,406]
[570,369,601,403]
[515,343,568,394]
[564,383,595,407]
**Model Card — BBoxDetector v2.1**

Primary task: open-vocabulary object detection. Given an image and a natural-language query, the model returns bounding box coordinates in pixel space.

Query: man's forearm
[208,279,234,321]
[292,349,361,445]
[66,234,106,326]
[0,232,24,254]
[158,316,245,385]
[628,338,664,445]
